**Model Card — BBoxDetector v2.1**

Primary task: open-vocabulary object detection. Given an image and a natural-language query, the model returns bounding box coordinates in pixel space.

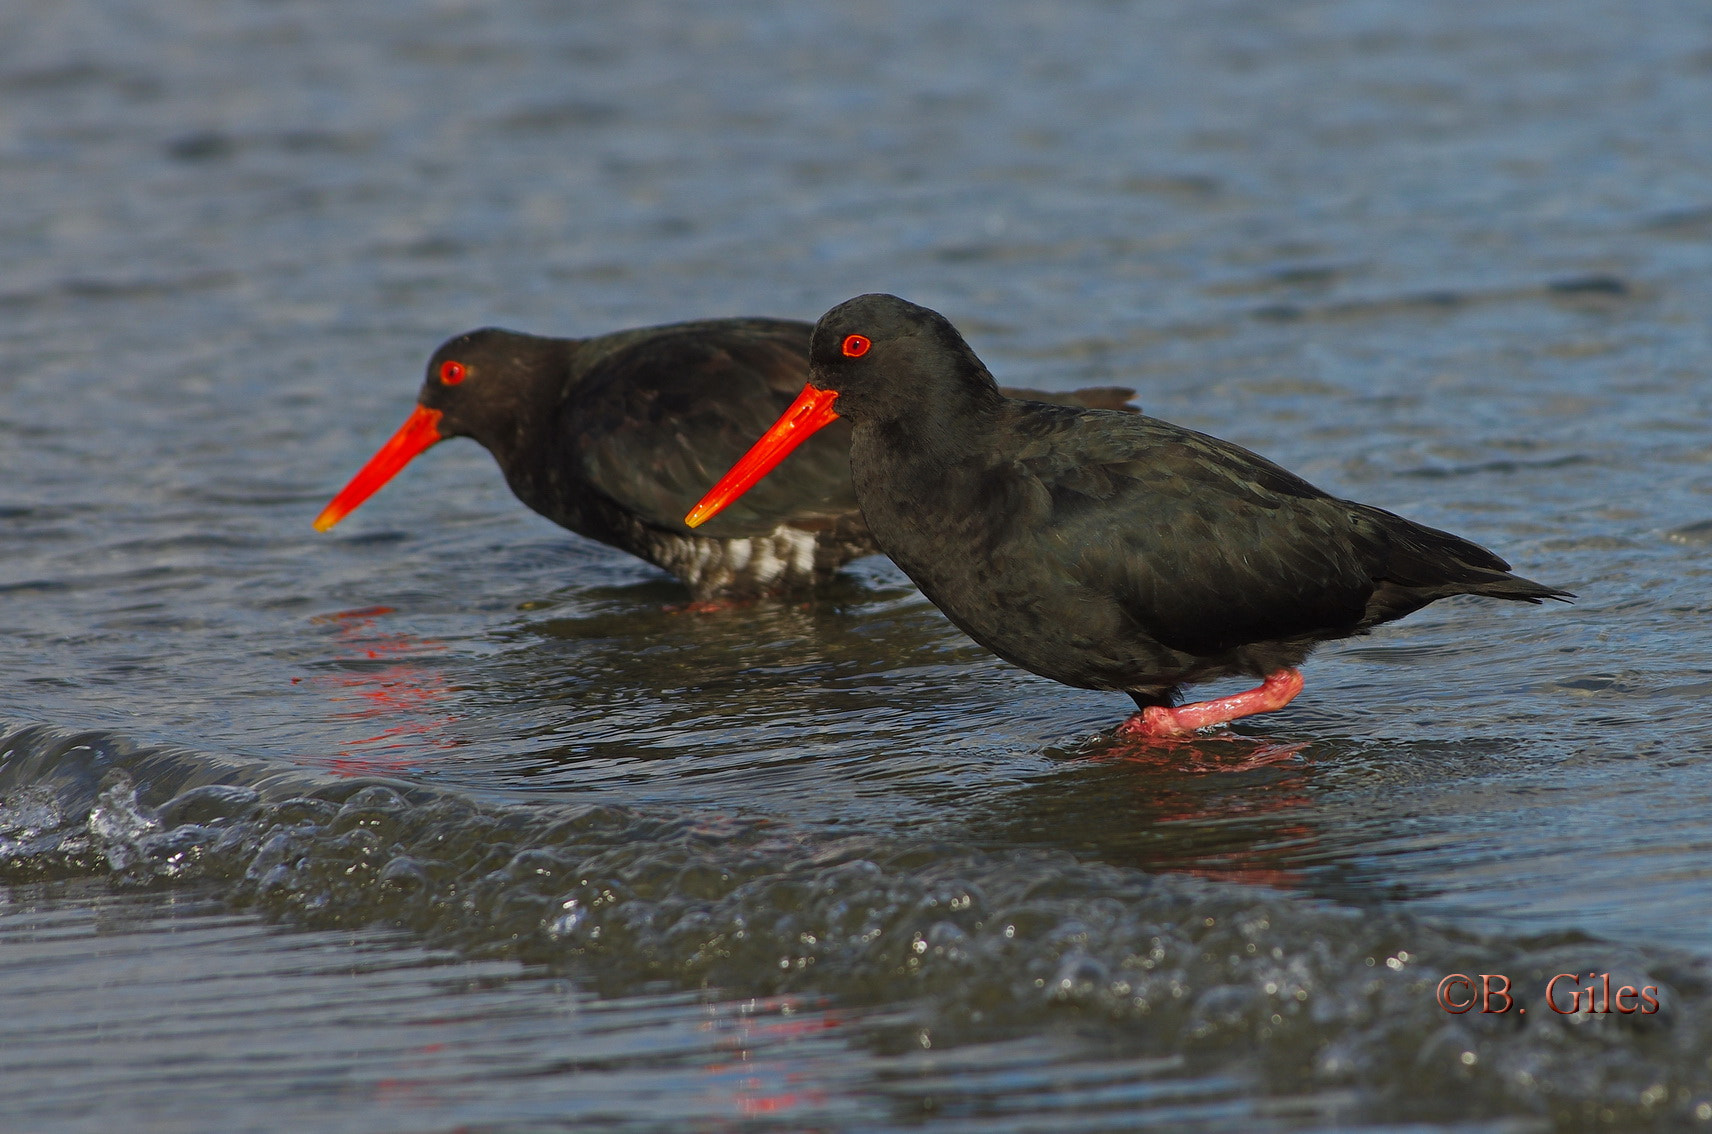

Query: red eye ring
[439,360,467,385]
[841,334,871,358]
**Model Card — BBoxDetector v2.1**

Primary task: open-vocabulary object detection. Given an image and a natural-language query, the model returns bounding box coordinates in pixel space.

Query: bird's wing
[1002,386,1141,413]
[1006,410,1379,656]
[570,323,862,539]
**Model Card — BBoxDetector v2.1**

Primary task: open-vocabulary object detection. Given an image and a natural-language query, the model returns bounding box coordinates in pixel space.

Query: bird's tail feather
[1357,505,1573,622]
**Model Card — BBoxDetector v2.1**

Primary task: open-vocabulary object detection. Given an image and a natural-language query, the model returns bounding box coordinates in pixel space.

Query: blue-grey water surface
[5,1,1712,1129]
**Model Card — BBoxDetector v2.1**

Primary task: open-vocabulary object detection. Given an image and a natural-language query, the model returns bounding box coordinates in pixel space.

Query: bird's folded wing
[1009,415,1379,657]
[571,325,862,539]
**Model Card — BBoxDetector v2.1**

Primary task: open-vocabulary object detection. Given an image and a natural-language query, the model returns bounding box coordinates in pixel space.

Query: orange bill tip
[684,383,841,528]
[313,404,445,532]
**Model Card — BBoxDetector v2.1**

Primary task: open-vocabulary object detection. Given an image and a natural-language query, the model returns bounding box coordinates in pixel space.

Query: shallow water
[5,0,1712,1129]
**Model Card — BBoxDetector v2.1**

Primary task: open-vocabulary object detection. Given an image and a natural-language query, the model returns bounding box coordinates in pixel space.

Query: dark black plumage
[773,294,1569,729]
[320,318,1138,601]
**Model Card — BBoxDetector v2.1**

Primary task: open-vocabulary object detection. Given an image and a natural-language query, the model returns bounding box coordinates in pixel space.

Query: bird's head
[313,328,562,532]
[685,293,998,528]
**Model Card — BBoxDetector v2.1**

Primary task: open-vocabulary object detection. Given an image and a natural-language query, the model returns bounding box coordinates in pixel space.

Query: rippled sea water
[5,1,1712,1129]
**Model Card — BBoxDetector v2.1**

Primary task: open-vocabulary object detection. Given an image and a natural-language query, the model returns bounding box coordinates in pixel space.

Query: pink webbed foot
[1117,669,1306,739]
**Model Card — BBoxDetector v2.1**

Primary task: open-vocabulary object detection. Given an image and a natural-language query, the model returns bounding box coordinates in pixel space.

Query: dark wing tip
[1478,576,1575,605]
[1000,385,1141,413]
[1067,386,1142,413]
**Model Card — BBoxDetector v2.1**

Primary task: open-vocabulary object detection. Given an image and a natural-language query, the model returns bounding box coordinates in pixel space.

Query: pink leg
[1117,669,1305,739]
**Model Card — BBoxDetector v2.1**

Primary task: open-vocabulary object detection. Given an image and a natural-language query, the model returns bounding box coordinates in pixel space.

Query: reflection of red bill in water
[699,995,843,1122]
[300,607,463,774]
[369,1041,451,1110]
[309,605,399,624]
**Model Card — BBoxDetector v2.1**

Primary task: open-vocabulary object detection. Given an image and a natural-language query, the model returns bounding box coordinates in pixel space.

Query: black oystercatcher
[314,319,1136,601]
[687,294,1570,736]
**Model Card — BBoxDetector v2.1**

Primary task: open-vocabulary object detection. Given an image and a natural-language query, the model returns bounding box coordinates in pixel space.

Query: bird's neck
[854,382,1006,466]
[471,343,584,508]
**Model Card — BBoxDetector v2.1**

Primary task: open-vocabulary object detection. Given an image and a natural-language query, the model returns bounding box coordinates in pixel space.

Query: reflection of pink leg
[665,598,757,614]
[1118,669,1305,738]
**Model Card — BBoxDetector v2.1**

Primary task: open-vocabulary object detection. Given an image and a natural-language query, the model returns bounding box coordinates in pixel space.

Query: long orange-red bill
[313,405,445,531]
[685,383,841,528]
